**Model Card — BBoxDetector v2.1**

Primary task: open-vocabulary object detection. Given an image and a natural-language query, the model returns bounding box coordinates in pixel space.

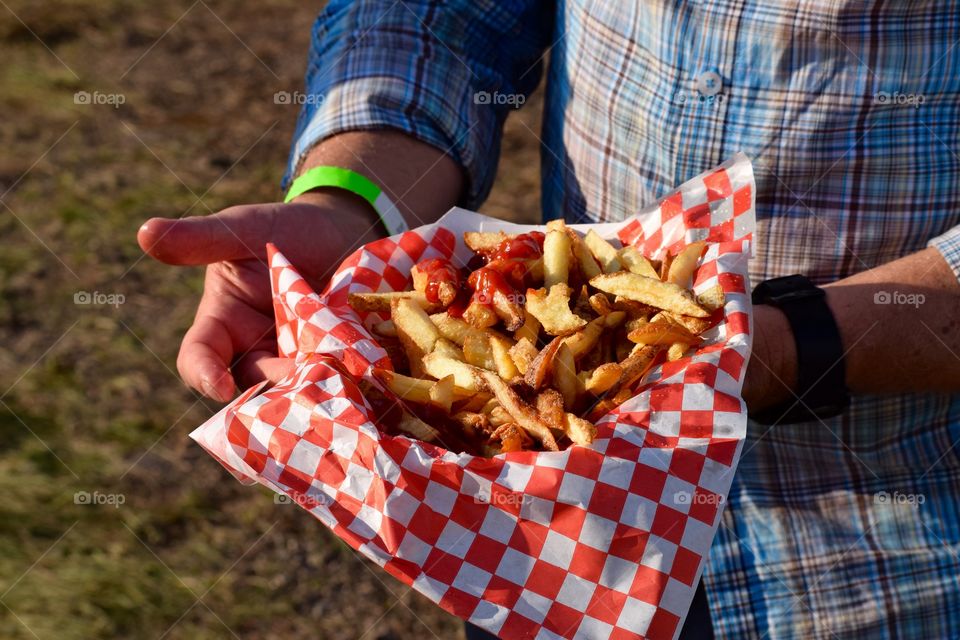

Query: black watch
[750,274,849,424]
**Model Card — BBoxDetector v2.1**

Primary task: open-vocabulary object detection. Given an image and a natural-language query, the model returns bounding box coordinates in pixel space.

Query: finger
[233,352,296,390]
[138,203,278,266]
[177,314,237,402]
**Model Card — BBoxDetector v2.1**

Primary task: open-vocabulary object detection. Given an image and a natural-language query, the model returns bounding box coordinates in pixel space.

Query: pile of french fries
[348,220,723,456]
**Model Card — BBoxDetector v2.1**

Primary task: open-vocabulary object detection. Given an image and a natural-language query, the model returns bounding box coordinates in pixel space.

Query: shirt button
[697,70,722,97]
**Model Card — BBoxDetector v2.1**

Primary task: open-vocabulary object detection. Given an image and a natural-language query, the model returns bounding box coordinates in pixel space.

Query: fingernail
[200,379,223,402]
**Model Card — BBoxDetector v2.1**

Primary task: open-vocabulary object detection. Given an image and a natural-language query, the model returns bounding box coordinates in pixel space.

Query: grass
[0,1,541,638]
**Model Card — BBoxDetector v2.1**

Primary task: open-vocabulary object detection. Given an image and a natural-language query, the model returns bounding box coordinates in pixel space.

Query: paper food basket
[191,153,756,639]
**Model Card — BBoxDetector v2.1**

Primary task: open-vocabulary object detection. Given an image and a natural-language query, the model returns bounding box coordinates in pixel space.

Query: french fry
[583,230,622,273]
[464,231,510,253]
[568,229,602,280]
[422,353,483,390]
[588,292,615,316]
[489,334,520,380]
[463,300,499,329]
[372,319,398,337]
[513,310,540,344]
[429,312,471,345]
[392,298,442,376]
[455,392,494,413]
[590,272,709,317]
[411,262,458,306]
[348,291,442,313]
[667,343,689,361]
[373,368,475,404]
[659,311,712,335]
[490,290,525,331]
[397,411,440,442]
[475,369,559,451]
[508,337,539,375]
[552,342,578,410]
[489,405,513,427]
[618,246,660,279]
[493,423,526,452]
[695,283,725,312]
[563,413,596,446]
[659,252,673,280]
[627,321,701,346]
[584,363,622,394]
[429,375,455,413]
[433,337,465,361]
[536,389,565,431]
[617,345,661,389]
[666,241,706,287]
[525,284,588,335]
[544,221,572,288]
[463,330,498,371]
[524,336,563,390]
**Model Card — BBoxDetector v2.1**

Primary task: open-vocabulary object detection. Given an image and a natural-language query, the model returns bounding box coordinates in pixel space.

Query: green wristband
[284,166,409,236]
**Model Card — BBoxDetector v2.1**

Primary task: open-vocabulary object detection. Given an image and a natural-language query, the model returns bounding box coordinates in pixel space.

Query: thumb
[137,204,278,265]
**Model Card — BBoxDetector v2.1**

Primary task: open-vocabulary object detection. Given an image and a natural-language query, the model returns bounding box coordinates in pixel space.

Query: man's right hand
[137,191,386,402]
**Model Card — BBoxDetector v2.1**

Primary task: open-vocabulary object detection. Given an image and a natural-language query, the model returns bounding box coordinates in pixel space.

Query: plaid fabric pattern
[285,1,960,637]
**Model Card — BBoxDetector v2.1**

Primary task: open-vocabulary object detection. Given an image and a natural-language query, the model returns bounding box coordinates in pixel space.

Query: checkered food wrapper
[191,153,756,639]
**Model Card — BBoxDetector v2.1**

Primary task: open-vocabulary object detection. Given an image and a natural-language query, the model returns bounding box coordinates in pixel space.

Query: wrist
[745,304,798,411]
[290,187,388,239]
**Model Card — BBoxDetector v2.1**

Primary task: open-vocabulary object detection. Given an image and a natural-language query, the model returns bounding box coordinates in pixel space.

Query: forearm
[749,247,960,410]
[825,247,960,394]
[291,130,464,233]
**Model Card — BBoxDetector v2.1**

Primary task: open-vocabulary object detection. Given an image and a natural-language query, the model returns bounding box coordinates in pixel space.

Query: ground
[0,2,542,638]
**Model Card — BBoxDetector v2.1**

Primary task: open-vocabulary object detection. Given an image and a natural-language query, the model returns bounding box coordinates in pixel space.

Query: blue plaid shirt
[285,1,960,637]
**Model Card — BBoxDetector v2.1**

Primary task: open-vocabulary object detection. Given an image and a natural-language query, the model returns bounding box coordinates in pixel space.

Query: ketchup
[466,231,545,307]
[415,258,460,303]
[489,231,544,261]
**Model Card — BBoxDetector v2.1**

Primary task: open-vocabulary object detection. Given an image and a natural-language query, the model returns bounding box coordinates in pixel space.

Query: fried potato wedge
[568,229,602,280]
[590,272,709,317]
[475,369,559,451]
[544,223,572,288]
[524,336,564,390]
[411,262,458,306]
[349,291,442,313]
[536,389,566,431]
[583,230,622,273]
[552,342,578,410]
[392,297,442,376]
[464,231,510,253]
[584,363,622,394]
[525,284,588,335]
[695,283,726,312]
[429,312,471,345]
[513,310,541,344]
[666,241,706,287]
[422,353,483,390]
[618,246,660,279]
[563,413,597,446]
[627,321,701,346]
[374,368,475,403]
[508,337,539,375]
[463,300,499,329]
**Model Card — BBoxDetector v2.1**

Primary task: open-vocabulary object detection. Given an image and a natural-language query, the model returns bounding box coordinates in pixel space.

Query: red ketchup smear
[468,231,546,307]
[415,258,460,303]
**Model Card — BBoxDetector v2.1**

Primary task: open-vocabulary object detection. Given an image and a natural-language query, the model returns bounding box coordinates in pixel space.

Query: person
[138,1,960,637]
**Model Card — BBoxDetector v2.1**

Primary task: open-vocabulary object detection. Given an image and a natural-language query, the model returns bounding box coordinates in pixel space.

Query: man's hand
[138,130,464,402]
[137,191,384,401]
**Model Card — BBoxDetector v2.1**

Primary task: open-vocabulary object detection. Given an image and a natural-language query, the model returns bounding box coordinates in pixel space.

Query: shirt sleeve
[929,224,960,282]
[282,0,553,208]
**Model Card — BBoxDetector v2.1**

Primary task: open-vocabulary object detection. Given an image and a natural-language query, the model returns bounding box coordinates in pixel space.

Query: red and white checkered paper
[191,153,756,639]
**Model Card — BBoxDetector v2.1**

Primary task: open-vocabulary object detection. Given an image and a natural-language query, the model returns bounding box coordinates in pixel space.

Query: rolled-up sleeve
[283,0,553,208]
[929,225,960,281]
